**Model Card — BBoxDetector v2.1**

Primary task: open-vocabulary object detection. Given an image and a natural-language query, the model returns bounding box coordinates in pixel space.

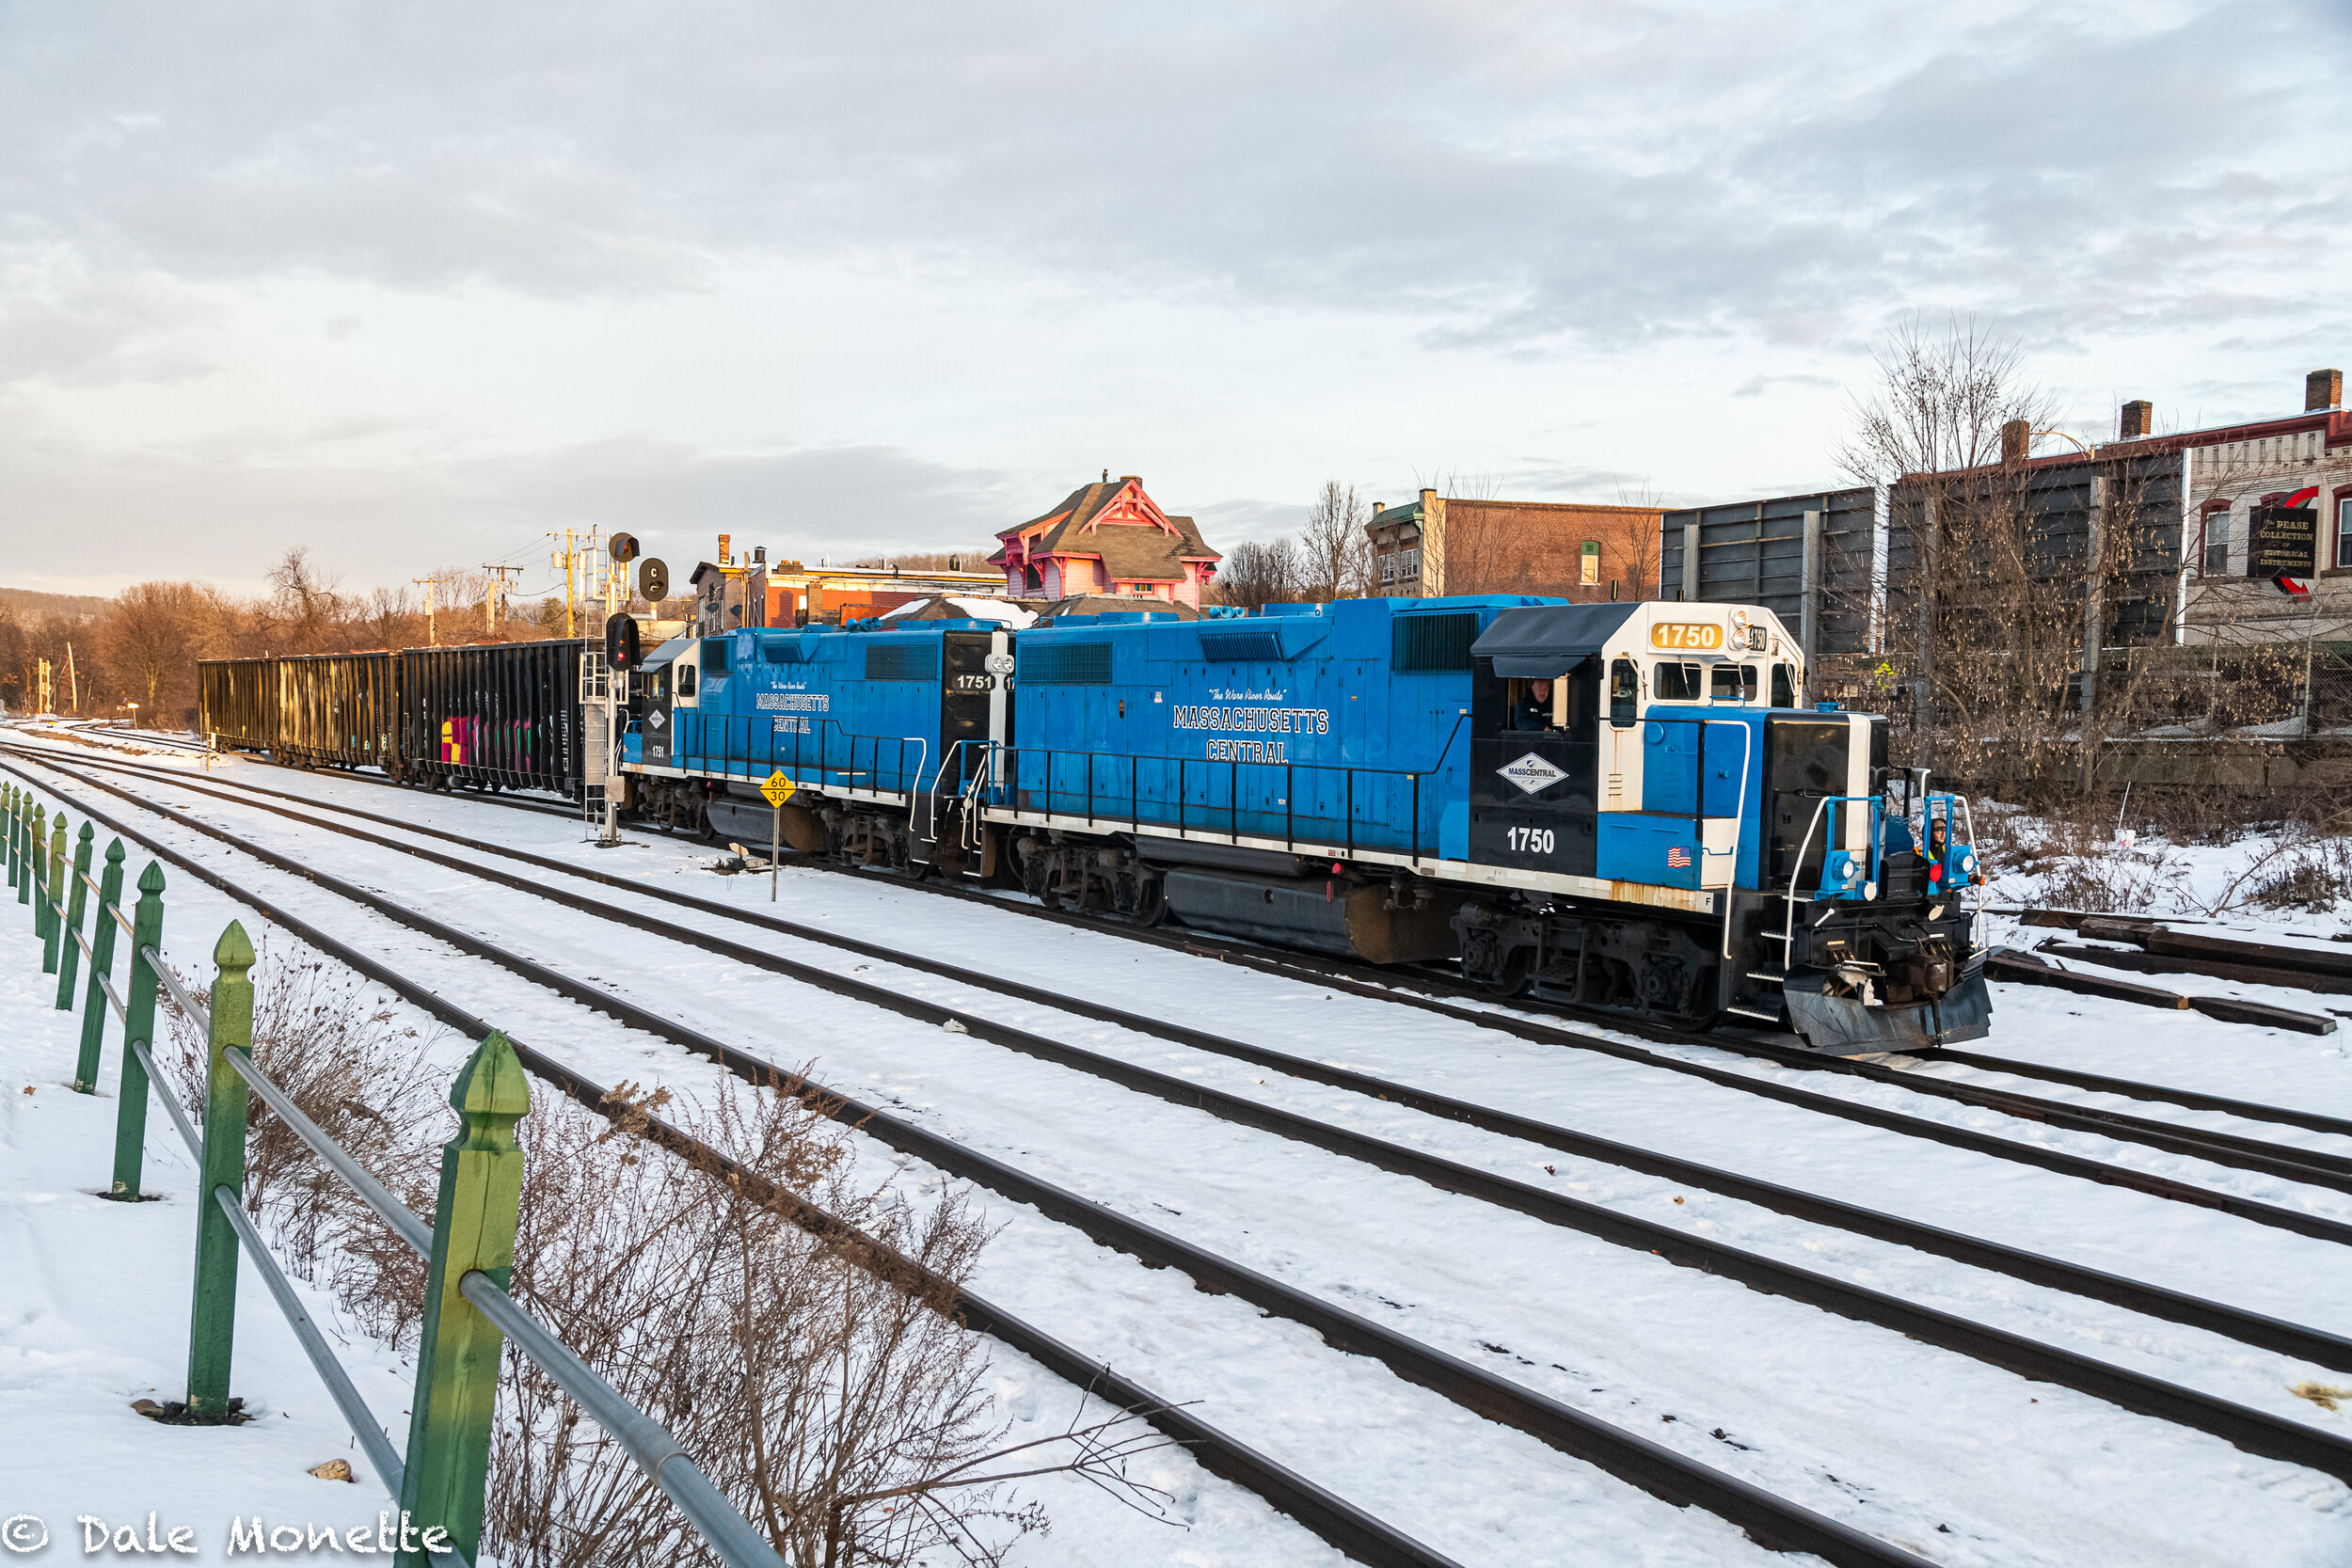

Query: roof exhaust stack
[2310,369,2344,412]
[2119,400,2153,439]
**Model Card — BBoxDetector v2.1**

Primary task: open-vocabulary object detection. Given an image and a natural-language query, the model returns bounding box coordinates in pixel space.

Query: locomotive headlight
[983,652,1015,675]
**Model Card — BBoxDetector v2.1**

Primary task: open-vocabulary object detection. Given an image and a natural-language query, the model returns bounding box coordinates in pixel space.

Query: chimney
[2001,419,2031,464]
[2310,369,2344,412]
[1119,474,1141,484]
[718,532,732,565]
[2119,401,2153,439]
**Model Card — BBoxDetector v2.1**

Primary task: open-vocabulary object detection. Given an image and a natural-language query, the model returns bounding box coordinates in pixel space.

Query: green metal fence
[1,779,786,1568]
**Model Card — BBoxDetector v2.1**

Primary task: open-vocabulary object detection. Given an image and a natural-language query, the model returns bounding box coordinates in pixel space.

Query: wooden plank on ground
[2075,915,2158,948]
[1983,947,2190,1008]
[2038,941,2352,996]
[2147,926,2352,981]
[2185,993,2340,1036]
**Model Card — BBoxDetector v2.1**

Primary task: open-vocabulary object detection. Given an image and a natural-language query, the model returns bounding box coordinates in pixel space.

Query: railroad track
[3,759,1965,1567]
[13,745,2352,1509]
[42,742,2352,1219]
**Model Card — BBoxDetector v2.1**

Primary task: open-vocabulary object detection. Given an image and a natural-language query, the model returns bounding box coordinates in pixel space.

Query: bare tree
[1831,315,2270,800]
[1212,537,1301,610]
[1298,482,1372,601]
[264,546,345,654]
[359,585,417,651]
[96,580,211,716]
[1835,315,2058,486]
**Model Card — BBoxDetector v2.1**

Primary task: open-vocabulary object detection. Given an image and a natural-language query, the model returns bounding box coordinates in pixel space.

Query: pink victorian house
[991,475,1222,606]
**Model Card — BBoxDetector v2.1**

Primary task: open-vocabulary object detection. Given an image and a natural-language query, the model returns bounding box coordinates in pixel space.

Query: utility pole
[63,643,78,714]
[549,529,582,640]
[36,658,53,716]
[482,565,521,640]
[413,577,439,647]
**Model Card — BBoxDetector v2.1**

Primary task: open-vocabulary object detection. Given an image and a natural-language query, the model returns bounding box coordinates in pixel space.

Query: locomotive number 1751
[1506,826,1556,854]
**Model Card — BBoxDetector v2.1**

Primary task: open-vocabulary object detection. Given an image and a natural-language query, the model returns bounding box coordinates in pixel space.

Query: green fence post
[73,839,127,1094]
[42,813,66,974]
[108,863,167,1199]
[56,821,93,1009]
[184,921,255,1419]
[4,784,16,890]
[397,1031,530,1567]
[22,800,41,910]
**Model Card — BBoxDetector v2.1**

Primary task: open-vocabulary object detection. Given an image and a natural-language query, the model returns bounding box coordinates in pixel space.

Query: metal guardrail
[0,779,788,1568]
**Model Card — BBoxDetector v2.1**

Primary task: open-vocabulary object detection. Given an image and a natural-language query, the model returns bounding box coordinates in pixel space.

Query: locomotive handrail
[1701,720,1754,960]
[981,736,1464,864]
[1775,791,1889,973]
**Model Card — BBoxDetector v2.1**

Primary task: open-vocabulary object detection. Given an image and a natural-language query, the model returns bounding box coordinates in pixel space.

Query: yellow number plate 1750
[1649,622,1724,651]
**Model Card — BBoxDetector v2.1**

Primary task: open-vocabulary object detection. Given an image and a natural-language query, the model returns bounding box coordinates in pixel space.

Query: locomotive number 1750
[1506,826,1555,854]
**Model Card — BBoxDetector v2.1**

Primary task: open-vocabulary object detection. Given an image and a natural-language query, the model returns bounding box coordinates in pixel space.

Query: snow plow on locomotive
[620,594,1989,1054]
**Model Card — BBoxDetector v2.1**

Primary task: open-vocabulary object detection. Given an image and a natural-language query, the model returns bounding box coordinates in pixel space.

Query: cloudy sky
[2,1,2344,599]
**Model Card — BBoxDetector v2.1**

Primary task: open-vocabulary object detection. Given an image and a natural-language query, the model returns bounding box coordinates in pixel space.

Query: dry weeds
[157,954,1179,1565]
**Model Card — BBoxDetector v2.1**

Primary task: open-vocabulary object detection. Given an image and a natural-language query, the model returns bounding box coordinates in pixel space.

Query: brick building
[1365,489,1662,600]
[2161,368,2352,645]
[990,475,1222,607]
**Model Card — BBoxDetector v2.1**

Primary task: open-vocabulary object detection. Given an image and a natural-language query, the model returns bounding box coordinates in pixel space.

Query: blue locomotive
[620,594,1989,1053]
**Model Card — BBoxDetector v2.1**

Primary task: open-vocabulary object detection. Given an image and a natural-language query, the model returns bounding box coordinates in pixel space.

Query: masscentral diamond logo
[1497,752,1566,796]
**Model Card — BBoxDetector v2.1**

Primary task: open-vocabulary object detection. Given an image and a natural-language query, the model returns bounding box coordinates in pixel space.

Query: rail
[0,779,787,1568]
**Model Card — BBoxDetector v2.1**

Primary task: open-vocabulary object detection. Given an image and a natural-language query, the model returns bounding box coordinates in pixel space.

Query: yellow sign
[759,769,796,808]
[1649,622,1724,652]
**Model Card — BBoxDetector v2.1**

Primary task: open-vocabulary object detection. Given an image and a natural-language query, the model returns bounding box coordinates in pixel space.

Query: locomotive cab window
[1609,657,1639,726]
[1771,662,1796,707]
[1508,677,1561,732]
[675,663,697,699]
[1709,663,1758,703]
[1656,661,1702,702]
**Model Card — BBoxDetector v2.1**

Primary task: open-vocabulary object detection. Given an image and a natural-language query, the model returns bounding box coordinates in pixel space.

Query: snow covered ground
[5,733,2350,1564]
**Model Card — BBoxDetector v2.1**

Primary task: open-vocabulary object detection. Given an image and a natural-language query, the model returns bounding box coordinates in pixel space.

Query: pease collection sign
[2249,504,2319,580]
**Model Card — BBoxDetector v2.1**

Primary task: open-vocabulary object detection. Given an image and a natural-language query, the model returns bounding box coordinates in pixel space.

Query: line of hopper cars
[200,594,1990,1053]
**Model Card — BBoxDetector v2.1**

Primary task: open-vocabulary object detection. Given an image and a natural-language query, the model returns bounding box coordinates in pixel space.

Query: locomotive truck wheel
[1477,946,1534,998]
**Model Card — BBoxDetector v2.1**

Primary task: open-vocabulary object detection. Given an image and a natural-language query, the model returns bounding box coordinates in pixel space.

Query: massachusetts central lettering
[1171,703,1330,763]
[757,690,829,734]
[1170,704,1328,735]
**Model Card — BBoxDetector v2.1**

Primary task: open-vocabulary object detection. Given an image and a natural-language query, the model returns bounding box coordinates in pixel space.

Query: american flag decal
[1667,847,1692,868]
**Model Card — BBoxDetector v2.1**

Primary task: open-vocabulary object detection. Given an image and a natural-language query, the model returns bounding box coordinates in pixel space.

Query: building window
[2201,507,2232,576]
[2339,498,2352,570]
[1379,553,1397,585]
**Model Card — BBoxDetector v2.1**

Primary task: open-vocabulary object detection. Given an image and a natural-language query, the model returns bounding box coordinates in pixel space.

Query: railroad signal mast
[579,532,644,848]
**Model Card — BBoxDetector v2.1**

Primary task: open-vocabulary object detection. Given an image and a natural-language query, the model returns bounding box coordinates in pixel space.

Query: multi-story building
[990,475,1222,607]
[2156,369,2351,644]
[1365,489,1662,599]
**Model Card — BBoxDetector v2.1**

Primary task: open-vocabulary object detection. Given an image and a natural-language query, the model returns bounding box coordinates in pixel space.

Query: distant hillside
[0,587,109,620]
